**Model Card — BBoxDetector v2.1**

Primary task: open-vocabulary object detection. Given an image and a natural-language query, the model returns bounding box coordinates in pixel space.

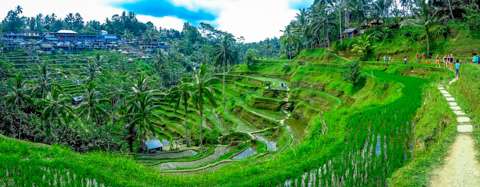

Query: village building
[342,28,360,39]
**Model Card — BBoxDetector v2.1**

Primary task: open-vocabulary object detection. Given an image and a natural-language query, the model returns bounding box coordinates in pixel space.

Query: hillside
[1,47,460,186]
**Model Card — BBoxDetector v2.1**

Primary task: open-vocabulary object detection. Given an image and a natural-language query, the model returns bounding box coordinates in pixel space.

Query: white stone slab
[446,97,455,102]
[453,110,466,116]
[448,102,458,107]
[457,116,471,123]
[457,124,473,133]
[451,106,462,111]
[442,93,452,97]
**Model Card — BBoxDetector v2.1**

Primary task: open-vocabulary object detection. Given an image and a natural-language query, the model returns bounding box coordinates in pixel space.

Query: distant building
[342,28,359,39]
[145,139,164,153]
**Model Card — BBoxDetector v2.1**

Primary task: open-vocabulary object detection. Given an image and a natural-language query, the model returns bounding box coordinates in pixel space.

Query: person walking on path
[455,59,461,79]
[403,56,408,64]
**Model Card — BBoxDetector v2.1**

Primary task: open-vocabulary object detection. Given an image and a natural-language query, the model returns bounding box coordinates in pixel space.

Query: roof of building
[145,139,163,150]
[343,28,358,34]
[57,30,77,34]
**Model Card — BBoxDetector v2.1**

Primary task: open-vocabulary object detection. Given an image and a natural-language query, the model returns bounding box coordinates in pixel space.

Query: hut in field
[342,28,359,39]
[144,139,168,153]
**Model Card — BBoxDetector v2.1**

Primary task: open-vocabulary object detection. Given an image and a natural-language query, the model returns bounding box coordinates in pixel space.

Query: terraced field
[0,49,456,186]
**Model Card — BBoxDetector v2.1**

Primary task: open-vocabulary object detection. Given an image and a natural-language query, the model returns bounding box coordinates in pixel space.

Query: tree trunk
[447,0,454,19]
[339,8,343,43]
[184,103,190,147]
[199,107,204,147]
[426,27,431,57]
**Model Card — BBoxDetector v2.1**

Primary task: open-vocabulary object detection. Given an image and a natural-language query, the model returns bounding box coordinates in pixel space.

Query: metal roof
[145,139,163,150]
[57,30,77,34]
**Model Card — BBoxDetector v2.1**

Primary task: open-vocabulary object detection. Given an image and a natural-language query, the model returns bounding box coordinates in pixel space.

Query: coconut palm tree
[41,85,75,142]
[214,36,235,120]
[171,78,194,146]
[191,64,217,147]
[3,74,32,137]
[35,61,50,99]
[415,0,447,56]
[125,75,166,152]
[78,82,108,126]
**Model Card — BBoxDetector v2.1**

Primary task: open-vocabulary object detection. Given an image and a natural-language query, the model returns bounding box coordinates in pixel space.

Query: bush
[344,61,361,86]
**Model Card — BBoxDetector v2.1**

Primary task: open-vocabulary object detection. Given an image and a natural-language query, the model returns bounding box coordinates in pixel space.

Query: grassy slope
[449,64,480,160]
[0,49,454,186]
[389,84,456,186]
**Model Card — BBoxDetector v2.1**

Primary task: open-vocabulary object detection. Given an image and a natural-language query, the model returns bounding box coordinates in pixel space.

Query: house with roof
[342,28,360,39]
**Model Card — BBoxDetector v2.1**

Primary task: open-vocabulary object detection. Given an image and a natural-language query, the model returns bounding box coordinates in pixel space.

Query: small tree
[245,49,257,70]
[351,35,372,61]
[464,4,480,38]
[344,61,361,86]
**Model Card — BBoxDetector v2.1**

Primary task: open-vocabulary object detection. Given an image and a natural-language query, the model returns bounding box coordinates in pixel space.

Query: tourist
[435,55,441,67]
[473,53,479,64]
[403,56,408,64]
[455,59,461,79]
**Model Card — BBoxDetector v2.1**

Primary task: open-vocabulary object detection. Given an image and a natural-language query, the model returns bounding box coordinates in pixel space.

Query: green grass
[1,48,456,186]
[449,64,480,160]
[388,84,457,186]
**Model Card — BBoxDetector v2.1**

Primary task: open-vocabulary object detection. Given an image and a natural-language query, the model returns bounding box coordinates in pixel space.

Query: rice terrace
[3,0,480,186]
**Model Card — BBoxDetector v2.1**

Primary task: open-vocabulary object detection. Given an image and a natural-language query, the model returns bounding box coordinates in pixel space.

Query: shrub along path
[429,85,480,187]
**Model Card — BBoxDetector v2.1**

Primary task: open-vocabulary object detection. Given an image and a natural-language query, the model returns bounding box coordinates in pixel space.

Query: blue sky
[115,0,217,23]
[0,0,314,42]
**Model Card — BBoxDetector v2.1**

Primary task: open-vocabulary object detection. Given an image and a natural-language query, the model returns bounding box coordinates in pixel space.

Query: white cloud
[137,15,184,30]
[0,0,310,42]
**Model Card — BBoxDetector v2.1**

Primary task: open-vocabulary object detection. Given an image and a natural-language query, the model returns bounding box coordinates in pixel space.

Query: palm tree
[214,36,235,120]
[86,58,100,83]
[281,25,302,59]
[416,0,446,56]
[3,74,32,137]
[171,78,194,146]
[125,75,166,152]
[36,61,50,98]
[41,85,75,142]
[78,82,107,126]
[191,64,217,147]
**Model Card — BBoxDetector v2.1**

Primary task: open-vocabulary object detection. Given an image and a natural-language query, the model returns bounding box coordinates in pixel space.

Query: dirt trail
[429,85,480,187]
[430,134,480,187]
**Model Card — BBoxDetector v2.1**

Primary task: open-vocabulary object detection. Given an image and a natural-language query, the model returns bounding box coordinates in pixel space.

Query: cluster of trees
[280,0,480,58]
[0,6,176,39]
[0,54,228,152]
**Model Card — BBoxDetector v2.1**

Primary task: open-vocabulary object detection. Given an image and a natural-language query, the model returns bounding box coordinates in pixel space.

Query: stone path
[429,85,480,187]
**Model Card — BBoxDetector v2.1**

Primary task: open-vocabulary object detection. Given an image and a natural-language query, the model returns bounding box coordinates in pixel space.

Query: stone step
[457,124,473,133]
[448,102,458,107]
[453,110,466,116]
[446,97,456,102]
[442,93,452,97]
[451,106,462,111]
[457,116,472,123]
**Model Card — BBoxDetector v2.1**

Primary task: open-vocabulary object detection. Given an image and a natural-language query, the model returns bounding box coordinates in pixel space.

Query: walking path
[429,85,480,187]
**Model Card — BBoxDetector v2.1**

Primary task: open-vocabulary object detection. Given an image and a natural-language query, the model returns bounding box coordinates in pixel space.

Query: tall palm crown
[78,82,107,126]
[125,75,167,152]
[191,64,217,146]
